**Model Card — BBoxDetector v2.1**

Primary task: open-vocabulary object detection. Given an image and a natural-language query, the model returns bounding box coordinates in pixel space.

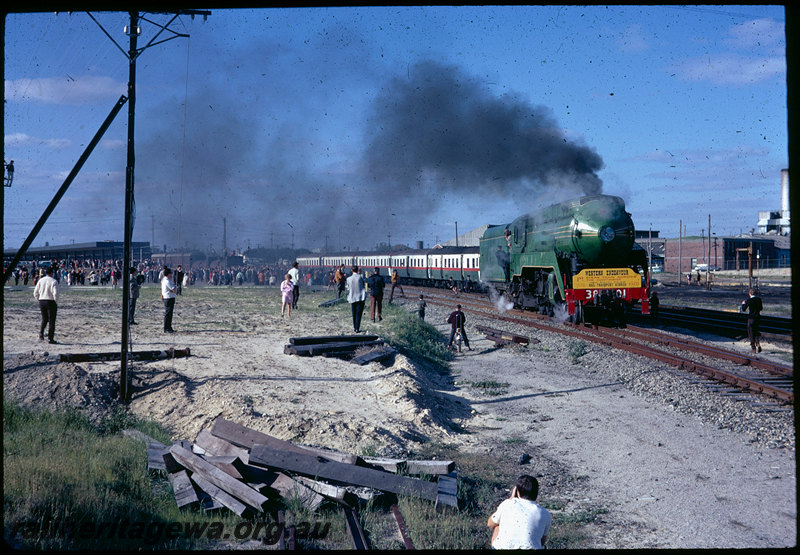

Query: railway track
[629,305,792,338]
[406,286,794,407]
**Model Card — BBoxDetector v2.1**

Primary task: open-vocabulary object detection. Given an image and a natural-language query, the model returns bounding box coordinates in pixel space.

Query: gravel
[422,299,796,549]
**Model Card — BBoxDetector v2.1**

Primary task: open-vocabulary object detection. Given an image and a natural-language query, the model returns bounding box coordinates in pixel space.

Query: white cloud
[4,75,125,105]
[725,18,783,50]
[3,132,71,150]
[615,24,649,53]
[673,53,784,85]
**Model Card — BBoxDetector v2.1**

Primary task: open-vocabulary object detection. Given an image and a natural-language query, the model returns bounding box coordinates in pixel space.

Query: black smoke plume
[362,59,604,212]
[136,58,604,254]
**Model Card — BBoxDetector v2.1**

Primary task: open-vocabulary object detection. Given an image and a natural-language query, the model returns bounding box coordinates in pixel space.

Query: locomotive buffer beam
[475,325,536,347]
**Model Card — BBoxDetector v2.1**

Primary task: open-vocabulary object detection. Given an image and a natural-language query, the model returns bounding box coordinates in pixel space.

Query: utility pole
[119,11,138,402]
[88,9,211,402]
[678,219,682,283]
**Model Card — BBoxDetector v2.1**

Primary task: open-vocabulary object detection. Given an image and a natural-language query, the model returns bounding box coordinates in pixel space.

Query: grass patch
[567,339,588,364]
[381,307,454,367]
[3,396,242,549]
[470,380,510,396]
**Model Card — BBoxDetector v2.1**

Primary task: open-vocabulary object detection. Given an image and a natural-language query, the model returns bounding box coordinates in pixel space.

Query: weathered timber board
[351,348,397,366]
[286,340,384,356]
[190,473,249,516]
[205,456,245,480]
[59,348,190,362]
[319,298,346,307]
[169,445,268,511]
[249,444,438,501]
[475,325,535,345]
[360,457,454,475]
[289,334,380,345]
[168,469,199,508]
[435,472,458,511]
[361,456,405,473]
[193,429,250,462]
[294,475,349,502]
[147,443,169,471]
[230,460,324,511]
[210,418,359,465]
[407,460,456,476]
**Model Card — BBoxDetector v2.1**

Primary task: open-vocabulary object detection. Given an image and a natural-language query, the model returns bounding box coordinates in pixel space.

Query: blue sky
[3,6,787,254]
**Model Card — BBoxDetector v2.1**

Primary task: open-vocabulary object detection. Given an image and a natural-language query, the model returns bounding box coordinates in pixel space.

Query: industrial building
[3,241,152,267]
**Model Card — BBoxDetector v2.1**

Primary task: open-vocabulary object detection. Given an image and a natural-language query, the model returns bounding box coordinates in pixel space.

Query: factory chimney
[780,168,790,213]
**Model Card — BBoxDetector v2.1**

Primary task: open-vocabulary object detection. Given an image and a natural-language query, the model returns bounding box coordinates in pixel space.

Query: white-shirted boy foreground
[488,474,552,549]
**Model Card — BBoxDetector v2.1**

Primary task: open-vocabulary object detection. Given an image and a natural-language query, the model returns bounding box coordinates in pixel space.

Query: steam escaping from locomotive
[488,284,514,313]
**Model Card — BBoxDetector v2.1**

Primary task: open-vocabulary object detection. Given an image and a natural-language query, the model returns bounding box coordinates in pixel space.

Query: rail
[632,305,791,338]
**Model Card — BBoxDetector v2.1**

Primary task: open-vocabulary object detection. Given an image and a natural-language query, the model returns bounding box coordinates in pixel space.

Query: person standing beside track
[368,267,385,322]
[417,294,427,320]
[334,264,347,299]
[389,269,405,303]
[740,288,763,353]
[347,266,367,333]
[648,290,660,326]
[33,266,59,344]
[289,261,301,310]
[280,273,294,318]
[161,267,177,333]
[446,304,471,351]
[129,267,140,325]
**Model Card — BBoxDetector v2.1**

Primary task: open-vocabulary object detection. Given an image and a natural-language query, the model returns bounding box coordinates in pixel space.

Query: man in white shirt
[161,267,178,333]
[488,475,551,549]
[346,266,366,333]
[33,266,60,344]
[288,262,301,310]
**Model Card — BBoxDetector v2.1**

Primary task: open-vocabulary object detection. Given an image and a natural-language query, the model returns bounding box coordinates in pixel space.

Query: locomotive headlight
[599,226,616,243]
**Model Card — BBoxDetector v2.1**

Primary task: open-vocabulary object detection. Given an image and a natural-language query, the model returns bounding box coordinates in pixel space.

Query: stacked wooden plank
[319,297,346,307]
[475,324,536,347]
[146,418,459,517]
[60,347,191,362]
[284,334,395,364]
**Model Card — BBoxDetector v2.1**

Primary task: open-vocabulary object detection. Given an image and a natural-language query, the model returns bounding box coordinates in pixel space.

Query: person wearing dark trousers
[129,267,141,324]
[648,291,660,326]
[161,267,177,333]
[417,294,427,320]
[447,304,471,351]
[368,267,385,322]
[346,266,366,333]
[741,288,763,353]
[335,265,347,299]
[389,269,405,303]
[288,261,301,310]
[175,265,185,295]
[33,266,59,344]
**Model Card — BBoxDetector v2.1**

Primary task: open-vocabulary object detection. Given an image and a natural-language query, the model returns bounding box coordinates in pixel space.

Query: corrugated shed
[441,225,489,247]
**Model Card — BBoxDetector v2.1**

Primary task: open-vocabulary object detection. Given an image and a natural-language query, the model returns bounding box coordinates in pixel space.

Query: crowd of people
[3,258,330,290]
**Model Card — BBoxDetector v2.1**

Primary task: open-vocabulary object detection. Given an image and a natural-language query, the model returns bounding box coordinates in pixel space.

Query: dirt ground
[2,284,796,548]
